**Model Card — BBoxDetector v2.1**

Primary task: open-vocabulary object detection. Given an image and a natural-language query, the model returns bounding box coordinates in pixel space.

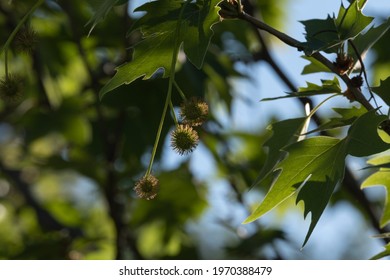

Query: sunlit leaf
[362,155,390,228]
[100,0,221,98]
[251,118,306,187]
[245,111,389,246]
[301,56,333,75]
[306,106,367,134]
[335,0,373,40]
[345,111,389,157]
[262,77,341,101]
[348,18,390,70]
[371,243,390,260]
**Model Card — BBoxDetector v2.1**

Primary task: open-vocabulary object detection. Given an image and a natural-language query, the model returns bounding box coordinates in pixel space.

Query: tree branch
[237,11,385,120]
[239,1,390,243]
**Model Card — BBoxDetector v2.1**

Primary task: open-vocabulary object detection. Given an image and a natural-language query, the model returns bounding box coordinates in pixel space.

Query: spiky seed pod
[334,53,354,75]
[134,174,159,200]
[14,26,38,54]
[171,124,199,155]
[350,75,364,88]
[180,97,208,126]
[0,74,24,104]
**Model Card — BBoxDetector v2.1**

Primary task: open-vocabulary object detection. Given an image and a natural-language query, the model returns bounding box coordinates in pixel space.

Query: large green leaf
[262,77,341,101]
[251,117,307,187]
[335,0,372,40]
[372,77,390,107]
[347,0,368,9]
[301,0,374,54]
[306,106,367,134]
[245,111,389,246]
[345,111,389,157]
[301,56,333,75]
[348,18,390,69]
[362,155,390,228]
[245,136,345,246]
[100,0,221,98]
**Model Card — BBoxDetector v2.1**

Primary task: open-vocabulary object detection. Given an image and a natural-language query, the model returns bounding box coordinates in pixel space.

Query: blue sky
[194,0,390,259]
[130,0,390,259]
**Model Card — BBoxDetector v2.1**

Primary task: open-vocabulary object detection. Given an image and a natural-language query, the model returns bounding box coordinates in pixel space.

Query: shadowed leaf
[301,0,373,54]
[100,0,221,98]
[372,77,390,107]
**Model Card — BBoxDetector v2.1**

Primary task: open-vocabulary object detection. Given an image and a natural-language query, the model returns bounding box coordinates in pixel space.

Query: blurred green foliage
[0,0,287,260]
[0,0,388,260]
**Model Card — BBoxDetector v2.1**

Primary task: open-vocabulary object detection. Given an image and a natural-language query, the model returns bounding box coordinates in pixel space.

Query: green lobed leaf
[348,17,390,70]
[300,15,339,54]
[372,77,390,107]
[245,110,390,247]
[251,117,307,188]
[244,136,346,245]
[371,243,390,260]
[347,0,368,9]
[99,0,221,98]
[301,17,390,74]
[301,56,333,75]
[261,77,342,101]
[335,0,373,40]
[345,111,389,157]
[301,0,374,54]
[306,106,367,134]
[362,155,390,228]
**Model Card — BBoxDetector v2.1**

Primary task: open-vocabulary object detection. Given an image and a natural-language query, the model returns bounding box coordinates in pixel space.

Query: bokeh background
[0,0,389,259]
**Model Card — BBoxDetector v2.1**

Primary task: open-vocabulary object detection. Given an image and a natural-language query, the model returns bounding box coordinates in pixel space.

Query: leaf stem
[169,100,179,126]
[145,0,191,175]
[173,80,187,101]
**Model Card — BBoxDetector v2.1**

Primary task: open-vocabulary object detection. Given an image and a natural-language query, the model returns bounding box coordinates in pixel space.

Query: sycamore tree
[0,0,389,259]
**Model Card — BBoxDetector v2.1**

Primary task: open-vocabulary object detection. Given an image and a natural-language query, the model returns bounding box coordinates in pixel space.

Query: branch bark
[238,0,390,243]
[237,11,388,126]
